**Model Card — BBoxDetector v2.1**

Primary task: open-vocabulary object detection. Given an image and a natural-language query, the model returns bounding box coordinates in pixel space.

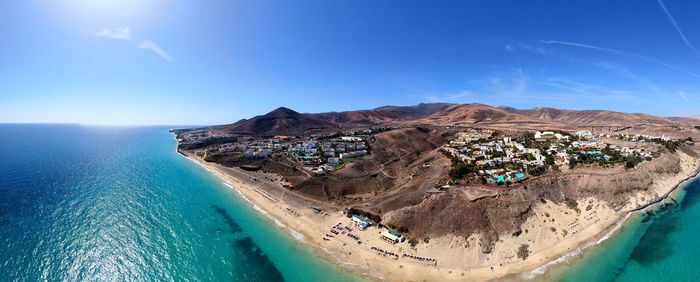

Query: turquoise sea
[2,125,700,281]
[0,125,363,282]
[536,174,700,281]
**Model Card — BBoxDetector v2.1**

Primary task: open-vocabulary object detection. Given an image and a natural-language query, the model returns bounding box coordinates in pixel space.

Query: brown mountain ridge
[216,103,690,136]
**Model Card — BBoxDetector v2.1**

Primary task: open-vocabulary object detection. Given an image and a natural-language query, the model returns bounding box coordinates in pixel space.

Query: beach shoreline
[174,135,700,281]
[521,162,700,280]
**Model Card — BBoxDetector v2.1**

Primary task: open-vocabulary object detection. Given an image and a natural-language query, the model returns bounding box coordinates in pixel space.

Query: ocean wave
[253,204,269,215]
[274,219,287,228]
[522,173,700,280]
[183,154,312,260]
[522,212,633,280]
[290,230,305,241]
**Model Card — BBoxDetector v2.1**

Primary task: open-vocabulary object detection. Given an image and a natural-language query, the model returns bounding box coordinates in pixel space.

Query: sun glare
[44,0,162,26]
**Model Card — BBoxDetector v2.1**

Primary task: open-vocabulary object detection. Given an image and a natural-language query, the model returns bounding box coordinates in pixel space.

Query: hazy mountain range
[214,103,696,136]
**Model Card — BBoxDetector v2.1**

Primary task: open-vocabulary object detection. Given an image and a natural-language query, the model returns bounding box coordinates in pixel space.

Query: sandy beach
[180,147,700,281]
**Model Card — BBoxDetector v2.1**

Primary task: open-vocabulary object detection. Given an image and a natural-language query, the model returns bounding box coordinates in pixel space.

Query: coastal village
[202,131,374,175]
[174,106,700,282]
[306,128,691,270]
[176,125,692,259]
[177,115,693,282]
[439,128,674,185]
[178,125,687,189]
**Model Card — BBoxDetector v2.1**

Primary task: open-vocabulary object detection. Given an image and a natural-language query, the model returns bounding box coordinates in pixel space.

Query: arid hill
[314,103,452,125]
[178,102,700,255]
[420,104,551,126]
[220,107,337,136]
[668,116,700,124]
[382,146,700,254]
[419,103,678,127]
[213,103,696,137]
[501,106,676,126]
[218,104,452,136]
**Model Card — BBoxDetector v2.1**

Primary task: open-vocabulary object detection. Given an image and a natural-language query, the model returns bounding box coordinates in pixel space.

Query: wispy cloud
[138,39,173,61]
[657,0,700,60]
[488,68,528,96]
[92,26,132,41]
[541,78,636,100]
[91,27,173,63]
[540,40,700,79]
[540,40,623,55]
[594,62,665,97]
[421,91,475,103]
[412,68,528,104]
[541,80,597,96]
[503,41,551,56]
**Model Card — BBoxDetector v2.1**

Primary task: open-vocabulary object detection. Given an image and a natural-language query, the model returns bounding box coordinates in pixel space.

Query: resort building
[534,131,555,141]
[340,150,368,159]
[381,229,404,244]
[340,136,363,142]
[351,214,372,230]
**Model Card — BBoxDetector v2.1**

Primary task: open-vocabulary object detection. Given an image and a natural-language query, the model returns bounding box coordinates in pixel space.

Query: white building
[340,150,368,159]
[340,136,363,142]
[381,230,404,244]
[575,131,594,139]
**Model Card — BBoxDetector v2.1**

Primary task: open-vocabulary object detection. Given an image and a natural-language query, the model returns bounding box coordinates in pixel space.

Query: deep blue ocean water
[0,125,363,282]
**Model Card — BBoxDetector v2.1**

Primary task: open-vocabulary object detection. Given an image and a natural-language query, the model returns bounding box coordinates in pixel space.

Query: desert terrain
[173,103,700,281]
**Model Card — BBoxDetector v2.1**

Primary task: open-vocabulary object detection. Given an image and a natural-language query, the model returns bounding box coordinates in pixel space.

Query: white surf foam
[175,149,312,255]
[290,230,305,241]
[274,219,287,228]
[252,204,269,215]
[521,212,633,280]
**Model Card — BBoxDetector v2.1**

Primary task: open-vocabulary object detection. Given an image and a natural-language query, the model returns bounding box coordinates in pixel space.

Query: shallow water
[535,176,700,282]
[0,125,364,282]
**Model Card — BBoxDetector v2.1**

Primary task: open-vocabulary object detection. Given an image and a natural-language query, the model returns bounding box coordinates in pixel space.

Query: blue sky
[1,0,700,125]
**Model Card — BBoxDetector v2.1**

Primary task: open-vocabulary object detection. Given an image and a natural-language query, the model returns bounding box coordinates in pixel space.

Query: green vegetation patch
[625,156,642,169]
[448,160,478,179]
[564,197,579,212]
[342,156,366,164]
[346,208,382,223]
[517,244,530,260]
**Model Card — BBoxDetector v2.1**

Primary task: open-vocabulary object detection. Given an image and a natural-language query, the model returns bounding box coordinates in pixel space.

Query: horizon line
[0,122,213,128]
